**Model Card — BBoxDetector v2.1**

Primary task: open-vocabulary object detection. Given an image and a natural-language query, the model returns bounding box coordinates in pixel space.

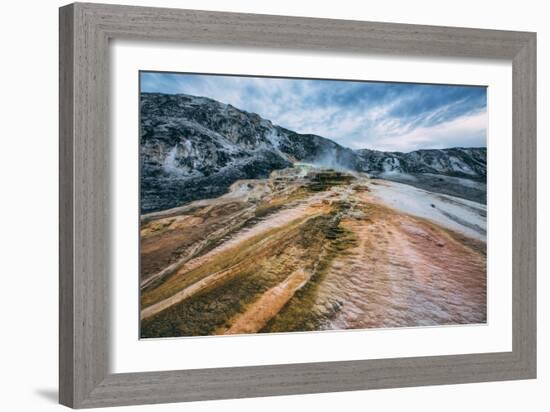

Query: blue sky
[141,72,487,152]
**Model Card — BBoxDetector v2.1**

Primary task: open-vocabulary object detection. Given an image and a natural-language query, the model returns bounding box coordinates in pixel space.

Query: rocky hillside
[141,92,358,212]
[356,147,486,179]
[141,92,487,213]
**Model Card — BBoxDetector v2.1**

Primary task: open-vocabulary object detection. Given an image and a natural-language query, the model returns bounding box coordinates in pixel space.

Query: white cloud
[370,111,487,152]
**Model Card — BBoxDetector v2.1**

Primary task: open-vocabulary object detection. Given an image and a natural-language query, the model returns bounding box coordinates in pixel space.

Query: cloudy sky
[140,72,487,152]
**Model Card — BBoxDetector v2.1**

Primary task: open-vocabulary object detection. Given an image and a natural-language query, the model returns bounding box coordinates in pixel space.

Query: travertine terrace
[140,165,486,338]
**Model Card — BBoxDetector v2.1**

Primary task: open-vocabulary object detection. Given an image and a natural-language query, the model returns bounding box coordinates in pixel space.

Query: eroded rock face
[141,93,287,212]
[140,92,487,213]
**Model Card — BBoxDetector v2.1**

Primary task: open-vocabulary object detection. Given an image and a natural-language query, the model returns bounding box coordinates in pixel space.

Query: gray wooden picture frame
[59,2,537,409]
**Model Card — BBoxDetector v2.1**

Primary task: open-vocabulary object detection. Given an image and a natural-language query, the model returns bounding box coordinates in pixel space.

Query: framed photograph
[59,2,536,408]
